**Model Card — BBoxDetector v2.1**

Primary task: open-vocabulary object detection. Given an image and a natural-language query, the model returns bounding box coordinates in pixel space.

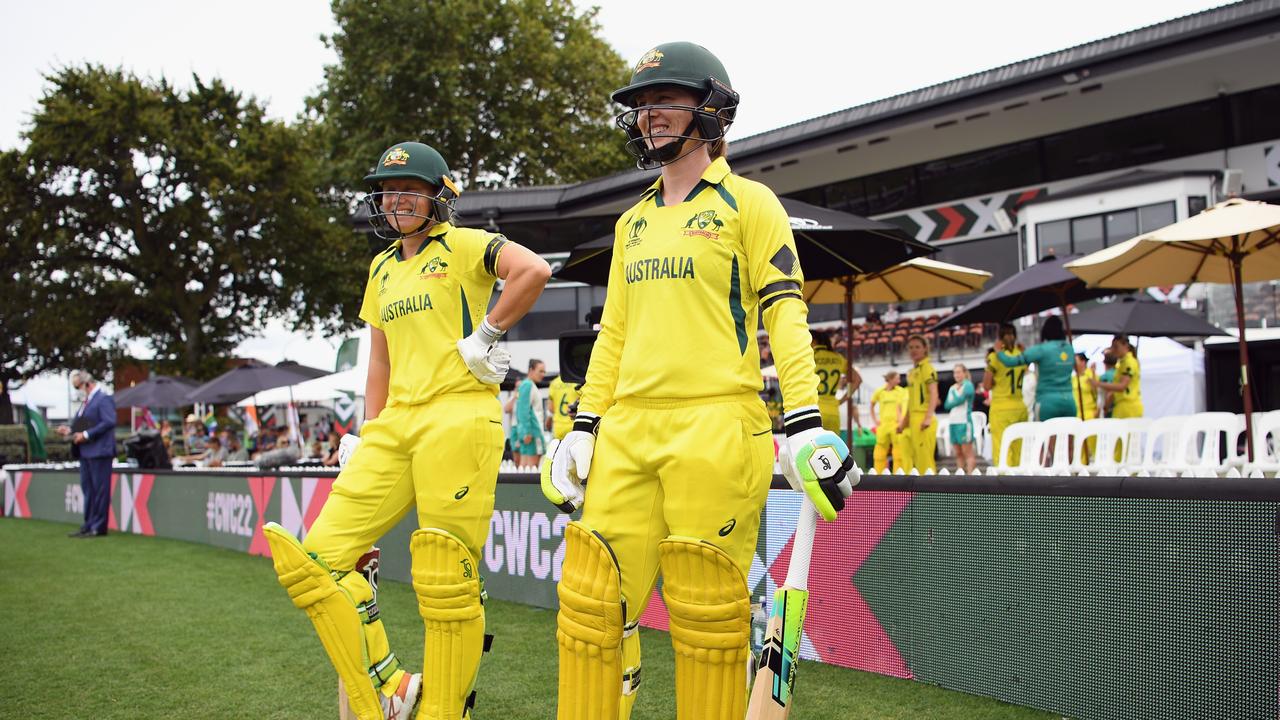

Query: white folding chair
[1073,418,1131,475]
[1035,417,1083,473]
[971,411,990,460]
[995,421,1042,473]
[1178,412,1244,476]
[1247,410,1280,476]
[1141,415,1188,474]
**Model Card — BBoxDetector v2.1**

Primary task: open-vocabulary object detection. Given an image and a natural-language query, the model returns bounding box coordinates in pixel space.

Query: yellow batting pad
[659,537,752,720]
[263,522,383,720]
[556,522,635,720]
[411,528,486,720]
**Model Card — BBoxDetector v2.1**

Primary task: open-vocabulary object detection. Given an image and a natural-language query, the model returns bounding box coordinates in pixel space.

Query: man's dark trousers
[80,456,113,534]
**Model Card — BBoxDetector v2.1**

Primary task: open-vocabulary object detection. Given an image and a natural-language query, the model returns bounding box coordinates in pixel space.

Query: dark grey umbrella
[555,197,934,286]
[185,361,331,405]
[932,255,1118,329]
[1067,296,1228,337]
[114,375,199,408]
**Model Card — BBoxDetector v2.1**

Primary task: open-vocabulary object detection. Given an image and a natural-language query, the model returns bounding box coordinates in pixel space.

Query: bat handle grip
[783,496,818,591]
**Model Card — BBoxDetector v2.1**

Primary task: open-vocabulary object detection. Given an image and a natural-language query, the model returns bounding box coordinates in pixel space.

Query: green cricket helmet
[612,42,739,169]
[361,142,461,240]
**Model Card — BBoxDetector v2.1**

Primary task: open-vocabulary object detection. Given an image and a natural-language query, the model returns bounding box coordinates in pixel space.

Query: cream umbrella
[1066,198,1280,459]
[804,257,991,445]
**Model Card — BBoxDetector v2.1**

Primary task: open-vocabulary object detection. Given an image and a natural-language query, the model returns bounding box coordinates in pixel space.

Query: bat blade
[747,586,809,718]
[747,498,818,719]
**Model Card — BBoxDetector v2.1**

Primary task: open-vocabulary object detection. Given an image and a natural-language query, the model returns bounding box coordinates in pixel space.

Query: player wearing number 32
[541,42,858,720]
[262,142,550,720]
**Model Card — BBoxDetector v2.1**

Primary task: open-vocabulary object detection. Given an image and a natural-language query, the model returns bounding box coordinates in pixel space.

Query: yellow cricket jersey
[813,345,847,415]
[358,222,508,407]
[1073,368,1098,419]
[872,385,908,429]
[907,358,938,416]
[547,376,579,440]
[578,157,818,415]
[986,349,1026,409]
[1113,351,1142,409]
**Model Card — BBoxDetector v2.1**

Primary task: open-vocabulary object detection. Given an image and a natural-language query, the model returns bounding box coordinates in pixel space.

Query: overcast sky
[2,0,1227,413]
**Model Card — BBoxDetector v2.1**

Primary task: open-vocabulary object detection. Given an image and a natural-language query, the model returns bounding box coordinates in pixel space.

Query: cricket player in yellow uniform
[547,374,580,440]
[1072,353,1100,459]
[870,370,909,472]
[1099,335,1144,418]
[813,333,848,432]
[541,42,857,720]
[984,324,1028,466]
[262,142,550,720]
[901,334,939,473]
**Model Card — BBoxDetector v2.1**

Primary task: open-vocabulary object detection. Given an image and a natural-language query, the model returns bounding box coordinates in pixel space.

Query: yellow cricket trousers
[989,403,1029,467]
[580,393,774,627]
[908,412,937,473]
[304,391,505,570]
[873,422,909,472]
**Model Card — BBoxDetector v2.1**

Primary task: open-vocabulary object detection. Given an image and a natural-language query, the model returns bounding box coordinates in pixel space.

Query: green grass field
[0,518,1060,719]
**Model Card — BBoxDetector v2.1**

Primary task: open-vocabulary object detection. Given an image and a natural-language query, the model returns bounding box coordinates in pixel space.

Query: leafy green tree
[4,65,365,382]
[311,0,632,189]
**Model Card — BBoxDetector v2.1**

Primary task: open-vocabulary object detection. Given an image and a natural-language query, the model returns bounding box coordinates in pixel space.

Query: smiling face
[378,177,436,234]
[631,85,701,152]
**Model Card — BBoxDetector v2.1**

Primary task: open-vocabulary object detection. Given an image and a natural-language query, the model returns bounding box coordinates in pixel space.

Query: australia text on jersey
[380,293,434,324]
[625,256,696,283]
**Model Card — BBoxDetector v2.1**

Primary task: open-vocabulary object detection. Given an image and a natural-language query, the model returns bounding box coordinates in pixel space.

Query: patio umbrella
[554,197,933,286]
[114,375,200,408]
[1065,296,1227,338]
[186,361,332,405]
[1066,197,1280,460]
[804,257,992,443]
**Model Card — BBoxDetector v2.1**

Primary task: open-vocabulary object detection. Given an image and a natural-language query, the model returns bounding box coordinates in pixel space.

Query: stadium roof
[456,0,1280,220]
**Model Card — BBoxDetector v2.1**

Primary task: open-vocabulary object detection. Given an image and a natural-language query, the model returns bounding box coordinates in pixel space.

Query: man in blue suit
[57,370,116,538]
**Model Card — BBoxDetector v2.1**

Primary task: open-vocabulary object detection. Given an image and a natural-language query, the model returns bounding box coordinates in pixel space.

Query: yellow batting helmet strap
[658,537,752,720]
[411,528,487,720]
[262,523,384,720]
[556,521,630,720]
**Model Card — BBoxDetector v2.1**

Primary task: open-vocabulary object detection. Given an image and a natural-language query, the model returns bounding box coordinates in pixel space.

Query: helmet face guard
[615,78,738,170]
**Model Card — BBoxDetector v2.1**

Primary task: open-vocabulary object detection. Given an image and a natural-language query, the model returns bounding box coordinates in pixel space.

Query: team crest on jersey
[634,48,663,73]
[626,217,647,248]
[419,256,449,279]
[383,147,410,167]
[683,209,724,239]
[378,271,391,295]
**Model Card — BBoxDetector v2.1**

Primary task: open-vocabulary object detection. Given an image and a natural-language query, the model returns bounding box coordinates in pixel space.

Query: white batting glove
[780,406,859,522]
[457,318,510,384]
[337,433,362,470]
[543,413,598,513]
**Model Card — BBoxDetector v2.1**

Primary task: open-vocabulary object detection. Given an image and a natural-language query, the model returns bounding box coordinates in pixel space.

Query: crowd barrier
[3,465,1276,720]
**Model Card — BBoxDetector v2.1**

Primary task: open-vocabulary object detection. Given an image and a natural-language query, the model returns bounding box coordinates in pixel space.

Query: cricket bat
[338,547,381,720]
[747,497,818,718]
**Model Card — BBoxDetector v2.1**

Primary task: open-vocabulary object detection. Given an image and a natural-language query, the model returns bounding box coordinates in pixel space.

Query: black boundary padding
[16,468,1280,502]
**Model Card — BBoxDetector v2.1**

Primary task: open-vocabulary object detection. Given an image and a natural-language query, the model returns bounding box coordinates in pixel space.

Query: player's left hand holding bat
[778,406,860,521]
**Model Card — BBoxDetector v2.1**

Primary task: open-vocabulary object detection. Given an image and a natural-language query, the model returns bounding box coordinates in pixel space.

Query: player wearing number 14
[984,324,1027,466]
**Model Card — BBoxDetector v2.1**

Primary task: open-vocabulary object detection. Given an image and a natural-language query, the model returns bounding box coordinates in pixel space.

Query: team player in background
[1098,335,1144,418]
[813,331,858,435]
[871,369,909,472]
[901,334,939,473]
[262,142,550,720]
[546,373,580,440]
[984,324,1027,466]
[541,42,857,720]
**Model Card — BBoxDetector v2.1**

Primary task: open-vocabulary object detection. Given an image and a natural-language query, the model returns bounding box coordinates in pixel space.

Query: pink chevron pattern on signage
[114,474,156,536]
[2,471,32,518]
[279,476,335,540]
[247,476,277,557]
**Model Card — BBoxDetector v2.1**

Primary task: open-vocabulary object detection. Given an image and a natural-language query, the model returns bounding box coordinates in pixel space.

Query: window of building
[1037,219,1070,258]
[917,140,1041,206]
[1229,84,1280,146]
[1036,201,1175,257]
[863,166,920,216]
[1138,201,1175,233]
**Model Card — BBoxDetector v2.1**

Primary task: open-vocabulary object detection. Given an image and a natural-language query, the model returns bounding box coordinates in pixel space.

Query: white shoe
[381,672,421,720]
